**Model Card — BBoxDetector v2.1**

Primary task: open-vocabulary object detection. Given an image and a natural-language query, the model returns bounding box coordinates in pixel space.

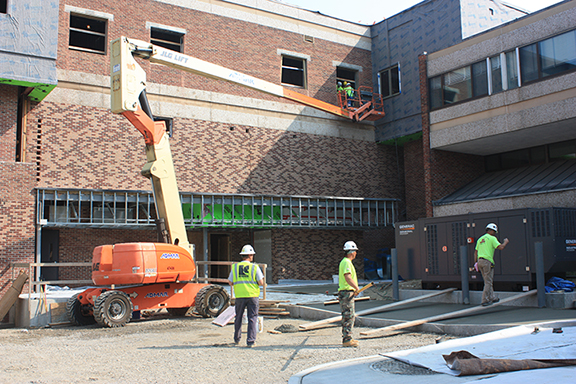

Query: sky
[278,0,565,25]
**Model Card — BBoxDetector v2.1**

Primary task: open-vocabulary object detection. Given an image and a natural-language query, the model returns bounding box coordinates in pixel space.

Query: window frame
[336,66,357,90]
[68,13,108,54]
[281,55,307,88]
[150,26,185,53]
[378,64,401,99]
[519,28,576,86]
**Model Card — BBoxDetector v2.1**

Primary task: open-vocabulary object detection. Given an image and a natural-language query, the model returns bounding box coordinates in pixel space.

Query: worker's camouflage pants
[338,290,355,342]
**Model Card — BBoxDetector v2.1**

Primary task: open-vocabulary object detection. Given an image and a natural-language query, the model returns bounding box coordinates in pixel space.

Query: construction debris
[274,324,300,333]
[0,271,28,321]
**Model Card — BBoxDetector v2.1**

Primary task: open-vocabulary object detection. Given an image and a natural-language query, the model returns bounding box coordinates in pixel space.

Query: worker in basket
[343,82,354,107]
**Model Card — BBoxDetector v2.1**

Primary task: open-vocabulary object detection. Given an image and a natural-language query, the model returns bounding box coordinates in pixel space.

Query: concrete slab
[289,320,576,384]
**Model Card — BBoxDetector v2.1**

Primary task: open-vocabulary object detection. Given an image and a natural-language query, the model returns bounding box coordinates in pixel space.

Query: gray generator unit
[395,208,576,290]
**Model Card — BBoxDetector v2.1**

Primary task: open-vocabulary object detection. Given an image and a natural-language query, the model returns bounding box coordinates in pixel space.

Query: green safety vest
[232,261,260,298]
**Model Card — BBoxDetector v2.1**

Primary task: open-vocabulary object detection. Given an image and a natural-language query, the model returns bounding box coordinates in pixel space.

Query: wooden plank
[360,290,537,337]
[324,296,370,305]
[299,287,457,331]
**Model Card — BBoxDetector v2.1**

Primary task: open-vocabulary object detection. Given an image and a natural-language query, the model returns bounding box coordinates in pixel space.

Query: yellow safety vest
[232,261,260,298]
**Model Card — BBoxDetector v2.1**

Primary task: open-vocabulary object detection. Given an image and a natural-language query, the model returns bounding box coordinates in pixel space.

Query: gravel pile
[0,315,447,384]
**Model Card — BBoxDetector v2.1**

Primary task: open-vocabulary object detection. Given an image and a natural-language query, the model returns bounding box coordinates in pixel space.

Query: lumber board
[323,296,370,305]
[299,287,457,330]
[360,289,537,337]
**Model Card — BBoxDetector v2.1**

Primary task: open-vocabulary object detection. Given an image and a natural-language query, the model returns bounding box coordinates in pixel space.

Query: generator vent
[451,222,467,274]
[531,210,551,238]
[426,224,438,275]
[554,208,576,238]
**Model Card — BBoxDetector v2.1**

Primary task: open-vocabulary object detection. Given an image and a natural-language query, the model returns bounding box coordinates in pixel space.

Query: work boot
[343,339,359,347]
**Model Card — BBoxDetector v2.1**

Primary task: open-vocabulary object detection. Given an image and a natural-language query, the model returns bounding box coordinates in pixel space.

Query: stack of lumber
[230,299,290,316]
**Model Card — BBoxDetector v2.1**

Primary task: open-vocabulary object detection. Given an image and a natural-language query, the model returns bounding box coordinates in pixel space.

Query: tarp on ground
[381,320,576,380]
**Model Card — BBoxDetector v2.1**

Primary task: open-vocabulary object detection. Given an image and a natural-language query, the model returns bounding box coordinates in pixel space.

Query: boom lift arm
[109,36,385,254]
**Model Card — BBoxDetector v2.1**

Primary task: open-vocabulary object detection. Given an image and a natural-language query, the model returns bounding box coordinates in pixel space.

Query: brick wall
[271,229,364,282]
[0,162,37,298]
[404,139,426,221]
[429,149,484,201]
[58,0,372,106]
[29,102,400,199]
[0,85,17,162]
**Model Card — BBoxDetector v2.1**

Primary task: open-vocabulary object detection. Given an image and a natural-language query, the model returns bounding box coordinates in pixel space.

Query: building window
[489,55,503,94]
[505,50,519,90]
[379,65,400,98]
[336,67,357,90]
[471,61,488,97]
[520,29,576,84]
[281,56,306,87]
[69,14,107,54]
[151,28,184,52]
[445,67,472,103]
[485,140,576,172]
[0,0,7,14]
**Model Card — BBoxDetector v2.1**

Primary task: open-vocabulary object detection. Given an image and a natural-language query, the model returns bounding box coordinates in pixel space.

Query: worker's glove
[474,262,479,272]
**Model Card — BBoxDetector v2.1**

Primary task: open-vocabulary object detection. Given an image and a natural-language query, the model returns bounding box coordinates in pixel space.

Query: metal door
[40,229,59,281]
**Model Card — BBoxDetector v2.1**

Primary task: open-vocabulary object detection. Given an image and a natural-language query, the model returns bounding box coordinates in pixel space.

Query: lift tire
[167,307,190,317]
[195,285,230,318]
[93,290,133,328]
[66,293,96,326]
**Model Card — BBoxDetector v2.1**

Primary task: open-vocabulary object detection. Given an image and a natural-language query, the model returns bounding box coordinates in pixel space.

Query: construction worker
[474,223,509,306]
[343,81,354,107]
[339,241,360,347]
[228,244,264,347]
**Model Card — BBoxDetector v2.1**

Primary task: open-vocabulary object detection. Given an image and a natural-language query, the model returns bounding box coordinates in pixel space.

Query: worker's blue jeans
[234,297,259,345]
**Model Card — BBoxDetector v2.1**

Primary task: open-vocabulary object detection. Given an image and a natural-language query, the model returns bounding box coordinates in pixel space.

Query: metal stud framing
[37,188,399,229]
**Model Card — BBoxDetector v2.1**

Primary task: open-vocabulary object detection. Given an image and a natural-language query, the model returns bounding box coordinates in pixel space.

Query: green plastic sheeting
[182,203,288,228]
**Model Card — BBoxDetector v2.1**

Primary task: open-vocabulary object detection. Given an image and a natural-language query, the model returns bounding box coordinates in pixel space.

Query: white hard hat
[486,223,498,232]
[343,241,358,251]
[240,244,255,255]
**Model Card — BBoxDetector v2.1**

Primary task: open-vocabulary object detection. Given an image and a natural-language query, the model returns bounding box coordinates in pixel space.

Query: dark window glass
[501,149,530,169]
[381,71,390,97]
[390,66,400,94]
[379,65,400,99]
[429,76,443,110]
[443,67,471,104]
[472,61,488,97]
[151,28,183,52]
[69,14,106,53]
[336,67,357,90]
[530,146,546,164]
[281,56,305,87]
[519,43,539,83]
[539,30,576,78]
[549,140,576,160]
[0,0,7,13]
[490,55,503,94]
[485,155,500,172]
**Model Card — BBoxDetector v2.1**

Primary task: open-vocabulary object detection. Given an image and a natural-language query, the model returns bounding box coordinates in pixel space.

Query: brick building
[1,0,401,300]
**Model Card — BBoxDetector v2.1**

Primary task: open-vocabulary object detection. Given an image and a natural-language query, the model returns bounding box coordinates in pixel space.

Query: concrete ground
[268,280,576,384]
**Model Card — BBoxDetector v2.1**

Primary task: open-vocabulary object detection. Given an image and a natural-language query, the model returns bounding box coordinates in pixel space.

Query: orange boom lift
[67,37,384,327]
